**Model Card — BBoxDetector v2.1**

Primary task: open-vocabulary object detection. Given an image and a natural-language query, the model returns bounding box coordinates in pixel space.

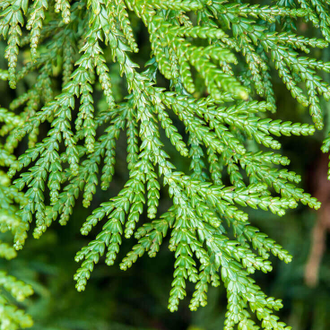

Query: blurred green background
[0,15,330,330]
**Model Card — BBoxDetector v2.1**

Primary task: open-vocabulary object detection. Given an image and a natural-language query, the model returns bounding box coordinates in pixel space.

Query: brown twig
[305,153,330,287]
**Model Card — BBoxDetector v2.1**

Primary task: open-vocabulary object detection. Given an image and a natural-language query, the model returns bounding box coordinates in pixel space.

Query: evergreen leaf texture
[0,0,329,329]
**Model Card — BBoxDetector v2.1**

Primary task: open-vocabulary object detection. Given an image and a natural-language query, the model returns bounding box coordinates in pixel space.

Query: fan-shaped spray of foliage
[0,0,330,329]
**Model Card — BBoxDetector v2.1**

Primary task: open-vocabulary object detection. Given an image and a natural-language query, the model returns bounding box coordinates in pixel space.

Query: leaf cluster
[0,0,330,329]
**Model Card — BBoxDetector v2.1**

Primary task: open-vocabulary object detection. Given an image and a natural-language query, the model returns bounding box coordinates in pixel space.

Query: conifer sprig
[0,0,330,329]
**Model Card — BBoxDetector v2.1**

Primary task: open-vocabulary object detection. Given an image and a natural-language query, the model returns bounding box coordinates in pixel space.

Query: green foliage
[0,0,330,329]
[0,170,33,329]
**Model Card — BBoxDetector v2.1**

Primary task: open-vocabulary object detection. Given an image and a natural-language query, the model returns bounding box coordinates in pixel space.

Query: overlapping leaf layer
[0,0,330,329]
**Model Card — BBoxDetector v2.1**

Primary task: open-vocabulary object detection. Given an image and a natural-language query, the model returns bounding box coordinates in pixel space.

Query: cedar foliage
[0,0,329,329]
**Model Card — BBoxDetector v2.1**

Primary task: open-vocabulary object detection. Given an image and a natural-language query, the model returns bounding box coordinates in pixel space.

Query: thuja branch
[0,0,330,329]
